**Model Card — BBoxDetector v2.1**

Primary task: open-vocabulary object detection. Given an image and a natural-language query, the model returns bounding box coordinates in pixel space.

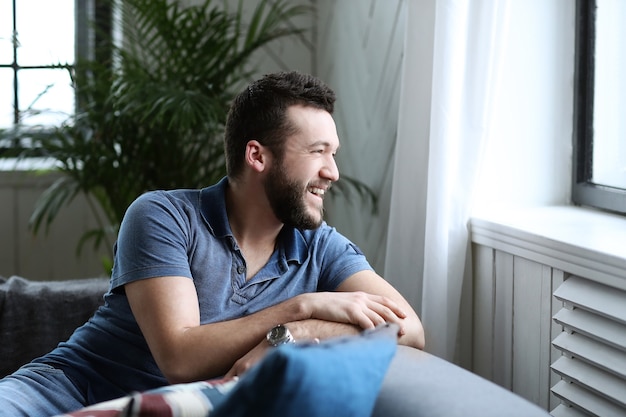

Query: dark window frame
[0,0,111,152]
[1,0,76,129]
[572,0,626,215]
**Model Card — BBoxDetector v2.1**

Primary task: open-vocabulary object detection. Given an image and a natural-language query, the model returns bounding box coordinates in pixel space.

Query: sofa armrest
[373,346,551,417]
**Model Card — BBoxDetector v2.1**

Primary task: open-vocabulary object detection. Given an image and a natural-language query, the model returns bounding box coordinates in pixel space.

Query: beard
[264,162,324,230]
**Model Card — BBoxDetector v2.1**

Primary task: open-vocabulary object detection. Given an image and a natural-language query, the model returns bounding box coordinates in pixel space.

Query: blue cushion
[212,324,398,417]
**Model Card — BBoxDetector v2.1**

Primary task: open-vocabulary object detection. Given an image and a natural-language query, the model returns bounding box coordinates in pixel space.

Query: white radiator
[551,276,626,417]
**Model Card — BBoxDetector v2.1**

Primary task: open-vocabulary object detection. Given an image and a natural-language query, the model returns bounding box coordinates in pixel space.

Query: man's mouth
[308,186,326,198]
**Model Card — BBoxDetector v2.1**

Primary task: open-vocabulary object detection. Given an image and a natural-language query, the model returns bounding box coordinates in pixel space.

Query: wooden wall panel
[0,171,104,281]
[472,243,495,379]
[512,257,547,405]
[472,246,558,410]
[493,250,514,389]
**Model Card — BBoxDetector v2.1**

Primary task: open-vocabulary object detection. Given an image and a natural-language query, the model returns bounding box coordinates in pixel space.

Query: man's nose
[321,155,339,182]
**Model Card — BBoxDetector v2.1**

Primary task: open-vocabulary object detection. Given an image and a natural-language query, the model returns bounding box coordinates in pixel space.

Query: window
[572,0,626,214]
[0,0,76,131]
[0,1,112,150]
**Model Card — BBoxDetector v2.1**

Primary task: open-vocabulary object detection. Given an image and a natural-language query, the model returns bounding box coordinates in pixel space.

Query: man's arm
[263,270,424,349]
[225,270,425,377]
[334,270,425,349]
[125,275,409,383]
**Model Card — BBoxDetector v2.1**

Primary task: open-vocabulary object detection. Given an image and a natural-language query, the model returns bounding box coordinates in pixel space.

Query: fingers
[225,340,269,378]
[358,301,406,335]
[351,292,406,327]
[308,291,408,332]
[225,359,252,378]
[366,293,407,319]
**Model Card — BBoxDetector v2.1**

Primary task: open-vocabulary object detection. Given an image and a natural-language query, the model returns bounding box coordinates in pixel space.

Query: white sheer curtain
[385,0,511,362]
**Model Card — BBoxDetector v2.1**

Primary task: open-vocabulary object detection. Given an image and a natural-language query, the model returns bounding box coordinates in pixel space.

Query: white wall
[0,169,105,280]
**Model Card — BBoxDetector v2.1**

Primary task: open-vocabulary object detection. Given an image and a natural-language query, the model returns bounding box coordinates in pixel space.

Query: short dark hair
[224,71,336,179]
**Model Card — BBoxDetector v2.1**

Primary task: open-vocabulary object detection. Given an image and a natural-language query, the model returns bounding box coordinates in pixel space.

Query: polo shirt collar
[199,177,232,239]
[199,177,307,264]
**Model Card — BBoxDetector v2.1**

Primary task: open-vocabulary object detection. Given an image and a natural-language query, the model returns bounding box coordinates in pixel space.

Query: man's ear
[245,140,269,173]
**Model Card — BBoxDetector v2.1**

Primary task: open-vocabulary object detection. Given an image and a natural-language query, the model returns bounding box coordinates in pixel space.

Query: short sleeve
[110,191,194,290]
[314,227,373,291]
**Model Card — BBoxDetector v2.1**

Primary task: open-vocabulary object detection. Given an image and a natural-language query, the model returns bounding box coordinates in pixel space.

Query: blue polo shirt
[38,177,372,404]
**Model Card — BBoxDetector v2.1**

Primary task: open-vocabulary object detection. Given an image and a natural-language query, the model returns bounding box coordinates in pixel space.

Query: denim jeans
[0,363,85,417]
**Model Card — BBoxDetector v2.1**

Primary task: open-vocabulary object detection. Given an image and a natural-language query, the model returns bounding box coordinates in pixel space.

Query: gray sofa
[0,276,550,416]
[0,275,110,377]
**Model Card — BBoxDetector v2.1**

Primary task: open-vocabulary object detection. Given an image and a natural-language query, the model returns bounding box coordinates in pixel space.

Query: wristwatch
[266,324,295,346]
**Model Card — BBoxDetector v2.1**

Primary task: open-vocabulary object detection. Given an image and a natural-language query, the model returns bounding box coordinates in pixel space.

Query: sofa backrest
[0,276,109,377]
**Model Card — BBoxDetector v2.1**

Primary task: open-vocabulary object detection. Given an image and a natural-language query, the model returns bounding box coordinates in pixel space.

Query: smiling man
[0,71,424,416]
[262,105,338,230]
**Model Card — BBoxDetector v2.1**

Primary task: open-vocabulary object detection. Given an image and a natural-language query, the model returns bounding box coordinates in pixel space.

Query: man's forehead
[285,105,339,146]
[285,133,340,151]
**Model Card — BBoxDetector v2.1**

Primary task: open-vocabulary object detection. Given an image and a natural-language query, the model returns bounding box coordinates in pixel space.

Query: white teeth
[309,187,325,196]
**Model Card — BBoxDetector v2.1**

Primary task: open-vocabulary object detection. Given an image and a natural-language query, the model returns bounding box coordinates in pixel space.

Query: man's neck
[225,178,283,249]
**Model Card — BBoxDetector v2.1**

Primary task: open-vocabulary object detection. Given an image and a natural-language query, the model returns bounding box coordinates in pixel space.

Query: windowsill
[0,158,62,187]
[470,205,626,291]
[0,157,59,171]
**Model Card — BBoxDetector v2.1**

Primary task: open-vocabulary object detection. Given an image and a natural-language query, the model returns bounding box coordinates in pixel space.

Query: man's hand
[225,339,270,377]
[336,271,425,349]
[297,291,408,335]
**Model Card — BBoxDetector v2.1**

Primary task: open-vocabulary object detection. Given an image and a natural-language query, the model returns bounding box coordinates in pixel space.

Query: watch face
[269,324,287,340]
[267,324,291,345]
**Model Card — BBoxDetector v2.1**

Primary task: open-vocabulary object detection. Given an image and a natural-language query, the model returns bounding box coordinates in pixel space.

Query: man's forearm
[284,318,362,342]
[224,318,369,377]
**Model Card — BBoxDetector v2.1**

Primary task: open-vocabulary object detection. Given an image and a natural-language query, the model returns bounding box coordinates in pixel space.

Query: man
[0,71,424,416]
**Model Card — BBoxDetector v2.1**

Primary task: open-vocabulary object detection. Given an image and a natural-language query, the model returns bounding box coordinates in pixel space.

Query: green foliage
[2,0,376,271]
[17,0,311,260]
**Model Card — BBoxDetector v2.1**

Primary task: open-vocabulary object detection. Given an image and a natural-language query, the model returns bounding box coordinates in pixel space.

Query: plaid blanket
[58,378,239,417]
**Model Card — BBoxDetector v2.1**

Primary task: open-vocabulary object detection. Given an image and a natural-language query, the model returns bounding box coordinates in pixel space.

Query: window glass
[592,0,626,189]
[0,0,12,64]
[16,0,75,66]
[573,0,626,214]
[18,68,74,126]
[0,68,13,128]
[0,0,75,131]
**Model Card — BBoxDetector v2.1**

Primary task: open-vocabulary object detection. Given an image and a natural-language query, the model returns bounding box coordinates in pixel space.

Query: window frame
[1,0,77,130]
[572,0,626,215]
[0,1,111,145]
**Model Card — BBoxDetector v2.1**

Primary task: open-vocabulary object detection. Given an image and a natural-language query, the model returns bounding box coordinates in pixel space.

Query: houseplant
[5,0,375,272]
